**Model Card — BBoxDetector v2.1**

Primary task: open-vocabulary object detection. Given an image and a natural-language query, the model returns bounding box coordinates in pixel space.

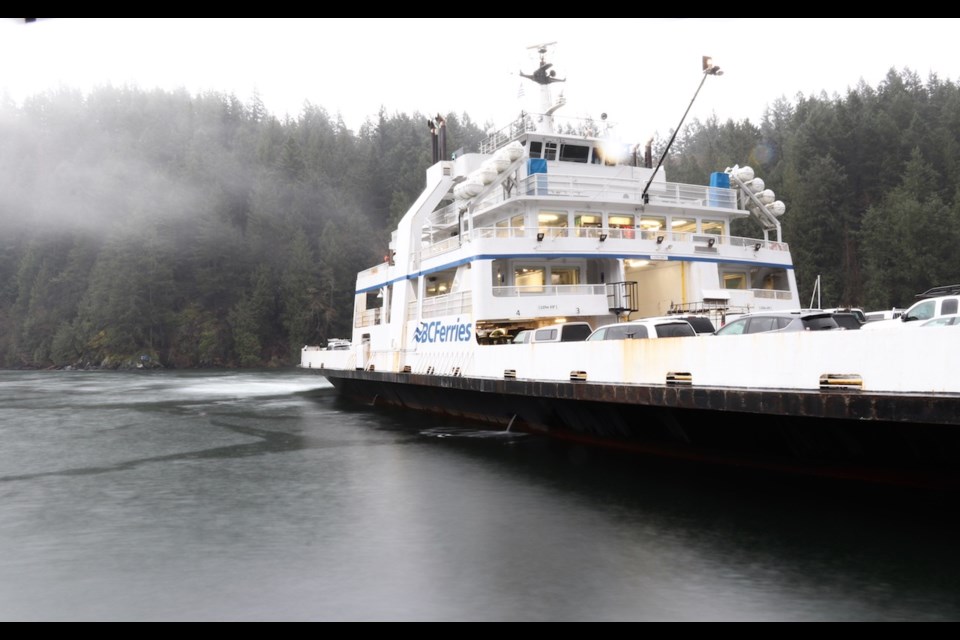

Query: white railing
[517,174,738,209]
[428,202,460,228]
[479,114,614,153]
[492,284,607,297]
[422,235,461,260]
[728,237,791,252]
[442,175,738,224]
[354,308,383,328]
[407,291,474,320]
[408,224,790,264]
[752,289,794,300]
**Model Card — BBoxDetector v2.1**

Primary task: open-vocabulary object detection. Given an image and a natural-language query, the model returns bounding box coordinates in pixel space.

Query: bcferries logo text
[414,320,473,344]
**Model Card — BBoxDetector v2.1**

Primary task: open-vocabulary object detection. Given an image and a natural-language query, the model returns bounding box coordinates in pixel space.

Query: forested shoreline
[3,68,960,369]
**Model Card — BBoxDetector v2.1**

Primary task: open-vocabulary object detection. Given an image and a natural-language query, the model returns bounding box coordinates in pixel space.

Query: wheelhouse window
[529,140,559,161]
[559,143,590,163]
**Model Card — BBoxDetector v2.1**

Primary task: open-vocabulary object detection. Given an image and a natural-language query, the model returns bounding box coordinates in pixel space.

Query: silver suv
[715,311,839,335]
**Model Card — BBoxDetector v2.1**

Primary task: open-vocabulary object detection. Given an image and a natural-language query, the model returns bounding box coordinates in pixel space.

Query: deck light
[599,233,608,242]
[537,232,545,242]
[754,242,762,251]
[707,238,716,248]
[656,235,665,244]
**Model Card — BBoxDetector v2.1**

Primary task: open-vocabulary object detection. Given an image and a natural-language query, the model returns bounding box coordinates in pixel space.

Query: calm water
[0,369,958,621]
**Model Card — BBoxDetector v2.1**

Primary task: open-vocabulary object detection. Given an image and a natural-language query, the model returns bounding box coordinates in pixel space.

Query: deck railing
[428,174,740,233]
[354,308,382,328]
[421,226,788,254]
[492,284,607,297]
[407,291,474,320]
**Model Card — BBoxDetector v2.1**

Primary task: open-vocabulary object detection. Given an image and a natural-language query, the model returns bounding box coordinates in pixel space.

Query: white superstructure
[302,46,805,377]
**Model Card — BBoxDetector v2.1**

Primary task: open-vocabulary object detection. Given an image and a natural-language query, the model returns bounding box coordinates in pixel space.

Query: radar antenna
[520,41,565,86]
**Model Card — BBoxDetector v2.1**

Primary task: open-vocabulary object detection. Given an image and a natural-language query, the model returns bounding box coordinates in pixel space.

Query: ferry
[301,46,960,489]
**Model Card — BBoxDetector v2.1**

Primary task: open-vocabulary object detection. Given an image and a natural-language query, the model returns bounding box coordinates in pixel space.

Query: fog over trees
[3,68,960,368]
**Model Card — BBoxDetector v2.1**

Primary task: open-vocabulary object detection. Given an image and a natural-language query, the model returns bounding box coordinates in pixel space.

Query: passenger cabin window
[639,216,665,231]
[543,142,558,161]
[365,291,383,310]
[559,144,589,163]
[702,220,725,236]
[671,218,697,234]
[723,272,748,290]
[515,266,546,293]
[514,264,581,290]
[550,267,580,286]
[539,211,568,237]
[608,214,636,240]
[639,215,666,240]
[425,268,456,297]
[574,213,602,238]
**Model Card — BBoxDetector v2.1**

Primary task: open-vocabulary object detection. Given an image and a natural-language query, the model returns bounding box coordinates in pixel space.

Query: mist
[0,85,487,369]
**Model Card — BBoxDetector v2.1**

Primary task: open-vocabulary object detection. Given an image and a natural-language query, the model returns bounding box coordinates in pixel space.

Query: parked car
[714,311,839,336]
[921,314,960,327]
[531,322,593,343]
[863,308,905,323]
[829,311,864,330]
[512,329,533,344]
[899,295,960,324]
[668,315,716,335]
[587,318,697,341]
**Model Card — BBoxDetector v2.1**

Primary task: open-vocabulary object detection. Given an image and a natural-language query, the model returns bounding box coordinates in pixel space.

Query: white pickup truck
[862,290,960,330]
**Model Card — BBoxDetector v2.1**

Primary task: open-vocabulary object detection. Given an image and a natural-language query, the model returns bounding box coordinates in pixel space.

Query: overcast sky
[3,18,960,144]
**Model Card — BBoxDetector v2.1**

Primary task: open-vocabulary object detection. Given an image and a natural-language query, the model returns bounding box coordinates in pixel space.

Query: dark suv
[715,311,839,335]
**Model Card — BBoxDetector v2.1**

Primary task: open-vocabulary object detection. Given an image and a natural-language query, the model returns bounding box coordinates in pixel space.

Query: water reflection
[0,371,957,620]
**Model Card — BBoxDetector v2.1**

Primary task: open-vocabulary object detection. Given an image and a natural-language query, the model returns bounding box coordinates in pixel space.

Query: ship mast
[520,42,566,134]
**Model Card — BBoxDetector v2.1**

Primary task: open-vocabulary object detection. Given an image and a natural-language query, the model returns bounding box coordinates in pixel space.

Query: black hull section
[313,369,960,489]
